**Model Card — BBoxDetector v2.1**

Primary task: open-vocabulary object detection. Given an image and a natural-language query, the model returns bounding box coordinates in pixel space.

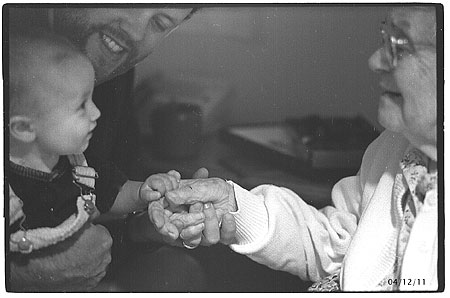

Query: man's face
[53,8,193,84]
[368,7,437,160]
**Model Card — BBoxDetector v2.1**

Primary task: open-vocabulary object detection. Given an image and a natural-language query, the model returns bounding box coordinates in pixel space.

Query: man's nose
[368,47,391,73]
[121,10,154,41]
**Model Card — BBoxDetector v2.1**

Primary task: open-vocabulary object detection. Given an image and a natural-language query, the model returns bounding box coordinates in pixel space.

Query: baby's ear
[9,115,36,143]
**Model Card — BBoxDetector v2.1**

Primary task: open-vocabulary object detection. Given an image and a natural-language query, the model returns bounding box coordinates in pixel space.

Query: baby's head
[9,29,100,157]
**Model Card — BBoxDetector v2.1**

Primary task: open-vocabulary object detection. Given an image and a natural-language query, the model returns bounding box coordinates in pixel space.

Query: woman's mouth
[382,90,402,98]
[381,90,403,106]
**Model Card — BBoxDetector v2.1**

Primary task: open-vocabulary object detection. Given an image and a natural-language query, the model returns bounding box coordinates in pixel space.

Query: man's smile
[101,33,124,54]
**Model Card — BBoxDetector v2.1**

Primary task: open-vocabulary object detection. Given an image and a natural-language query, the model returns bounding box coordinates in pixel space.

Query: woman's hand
[180,202,236,247]
[165,178,237,247]
[147,169,237,248]
[147,168,210,244]
[148,198,205,242]
[166,178,237,217]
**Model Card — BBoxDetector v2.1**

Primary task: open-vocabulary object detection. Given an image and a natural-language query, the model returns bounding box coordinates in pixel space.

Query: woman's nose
[121,10,154,41]
[368,47,391,73]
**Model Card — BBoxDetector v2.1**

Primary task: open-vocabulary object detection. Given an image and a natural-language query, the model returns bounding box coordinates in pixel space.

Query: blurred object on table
[221,115,380,179]
[133,71,232,137]
[286,115,380,169]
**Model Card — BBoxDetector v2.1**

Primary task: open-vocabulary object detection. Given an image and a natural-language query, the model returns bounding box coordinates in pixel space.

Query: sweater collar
[9,156,70,182]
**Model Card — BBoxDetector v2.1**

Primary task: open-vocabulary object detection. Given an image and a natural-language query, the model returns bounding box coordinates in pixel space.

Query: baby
[7,29,199,253]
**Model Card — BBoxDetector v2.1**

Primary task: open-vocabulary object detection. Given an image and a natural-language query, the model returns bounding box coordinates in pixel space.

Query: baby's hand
[139,170,181,203]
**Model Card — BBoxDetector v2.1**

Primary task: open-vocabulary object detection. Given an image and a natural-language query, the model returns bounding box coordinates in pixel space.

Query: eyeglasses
[380,21,413,69]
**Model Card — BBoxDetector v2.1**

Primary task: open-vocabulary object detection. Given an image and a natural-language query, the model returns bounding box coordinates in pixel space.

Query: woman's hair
[9,28,86,116]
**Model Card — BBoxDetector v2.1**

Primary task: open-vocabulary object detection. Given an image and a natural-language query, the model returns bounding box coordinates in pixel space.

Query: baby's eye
[79,101,87,111]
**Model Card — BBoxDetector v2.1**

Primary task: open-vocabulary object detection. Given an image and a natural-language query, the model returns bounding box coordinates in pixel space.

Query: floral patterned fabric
[308,272,340,292]
[377,147,436,290]
[309,147,437,292]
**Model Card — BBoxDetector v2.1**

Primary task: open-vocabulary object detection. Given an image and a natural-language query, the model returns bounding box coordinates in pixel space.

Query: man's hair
[9,28,85,116]
[183,7,201,21]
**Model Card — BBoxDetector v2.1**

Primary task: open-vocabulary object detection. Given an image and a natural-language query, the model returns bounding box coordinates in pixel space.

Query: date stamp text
[387,278,426,287]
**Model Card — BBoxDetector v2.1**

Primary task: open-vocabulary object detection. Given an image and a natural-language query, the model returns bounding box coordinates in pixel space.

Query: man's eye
[151,15,174,33]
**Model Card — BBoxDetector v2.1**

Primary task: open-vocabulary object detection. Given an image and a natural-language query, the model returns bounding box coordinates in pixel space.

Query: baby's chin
[76,143,90,154]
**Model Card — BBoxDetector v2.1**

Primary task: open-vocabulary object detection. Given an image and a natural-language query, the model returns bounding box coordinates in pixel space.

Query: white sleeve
[229,177,361,282]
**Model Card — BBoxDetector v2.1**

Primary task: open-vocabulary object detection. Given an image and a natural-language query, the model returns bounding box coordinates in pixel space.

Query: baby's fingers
[167,170,181,183]
[164,170,181,190]
[140,189,163,203]
[150,172,180,194]
[148,177,171,194]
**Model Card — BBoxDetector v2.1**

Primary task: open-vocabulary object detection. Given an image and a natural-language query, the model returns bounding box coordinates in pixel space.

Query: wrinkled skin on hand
[167,178,236,246]
[147,169,237,246]
[9,223,112,292]
[148,198,205,242]
[166,178,236,220]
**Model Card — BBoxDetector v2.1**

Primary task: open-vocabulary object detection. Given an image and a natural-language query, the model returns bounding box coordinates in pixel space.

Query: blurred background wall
[133,5,391,133]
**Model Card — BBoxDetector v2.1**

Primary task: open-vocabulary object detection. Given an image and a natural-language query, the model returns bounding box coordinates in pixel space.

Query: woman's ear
[9,115,36,143]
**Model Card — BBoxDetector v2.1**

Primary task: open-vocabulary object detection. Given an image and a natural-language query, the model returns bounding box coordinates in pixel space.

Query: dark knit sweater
[8,153,128,231]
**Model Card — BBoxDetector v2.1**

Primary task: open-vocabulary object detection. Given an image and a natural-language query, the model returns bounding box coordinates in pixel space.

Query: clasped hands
[139,168,237,248]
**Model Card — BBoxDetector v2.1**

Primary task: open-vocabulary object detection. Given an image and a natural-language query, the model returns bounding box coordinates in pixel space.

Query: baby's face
[32,55,100,156]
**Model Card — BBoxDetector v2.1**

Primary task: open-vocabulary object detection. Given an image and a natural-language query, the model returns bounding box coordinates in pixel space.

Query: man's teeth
[102,34,124,53]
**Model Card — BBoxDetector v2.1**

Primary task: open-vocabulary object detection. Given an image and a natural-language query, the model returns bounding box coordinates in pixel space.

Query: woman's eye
[396,43,414,57]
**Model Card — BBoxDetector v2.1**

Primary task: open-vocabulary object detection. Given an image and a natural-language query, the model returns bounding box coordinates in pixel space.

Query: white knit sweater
[229,130,438,291]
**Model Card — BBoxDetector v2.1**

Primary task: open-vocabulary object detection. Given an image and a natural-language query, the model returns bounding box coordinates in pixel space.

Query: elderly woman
[162,6,439,291]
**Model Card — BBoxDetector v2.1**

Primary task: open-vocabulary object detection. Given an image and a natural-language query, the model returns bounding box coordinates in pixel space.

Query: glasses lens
[381,27,394,68]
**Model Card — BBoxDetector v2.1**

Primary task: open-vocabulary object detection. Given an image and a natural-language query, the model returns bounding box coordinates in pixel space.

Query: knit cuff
[228,181,269,246]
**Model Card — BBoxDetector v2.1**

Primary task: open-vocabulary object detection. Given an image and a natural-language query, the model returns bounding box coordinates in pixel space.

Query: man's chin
[94,67,132,85]
[93,73,111,85]
[92,66,121,85]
